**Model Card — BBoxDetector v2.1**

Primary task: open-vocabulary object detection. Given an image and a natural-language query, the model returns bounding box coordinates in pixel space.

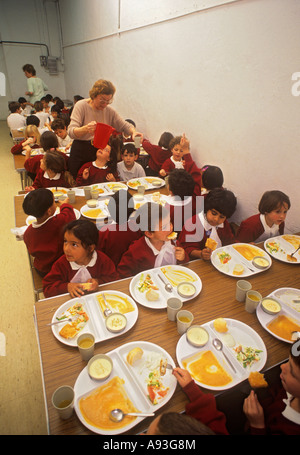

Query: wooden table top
[34,243,300,435]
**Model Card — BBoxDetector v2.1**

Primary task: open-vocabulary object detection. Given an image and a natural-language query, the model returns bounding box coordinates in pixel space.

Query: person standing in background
[22,64,48,104]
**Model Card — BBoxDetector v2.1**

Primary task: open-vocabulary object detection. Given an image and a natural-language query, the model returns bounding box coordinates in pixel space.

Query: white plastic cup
[77,332,95,361]
[51,385,74,420]
[177,310,194,335]
[67,190,76,204]
[236,280,252,302]
[84,186,92,200]
[245,290,262,313]
[167,297,183,321]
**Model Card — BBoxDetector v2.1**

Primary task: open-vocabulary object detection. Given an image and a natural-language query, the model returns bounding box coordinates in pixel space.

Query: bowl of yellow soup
[88,354,113,380]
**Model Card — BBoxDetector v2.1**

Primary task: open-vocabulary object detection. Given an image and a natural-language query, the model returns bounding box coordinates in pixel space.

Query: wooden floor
[0,121,47,435]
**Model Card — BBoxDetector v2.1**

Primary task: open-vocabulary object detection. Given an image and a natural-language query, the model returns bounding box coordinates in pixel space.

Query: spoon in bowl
[212,338,236,373]
[110,409,155,422]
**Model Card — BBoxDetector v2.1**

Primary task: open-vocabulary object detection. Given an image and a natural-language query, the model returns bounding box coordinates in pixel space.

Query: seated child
[7,101,26,132]
[178,188,237,260]
[236,190,291,243]
[75,136,119,185]
[243,339,300,435]
[23,188,76,276]
[146,368,228,435]
[142,132,173,177]
[51,118,73,149]
[201,165,224,195]
[117,143,145,181]
[43,219,117,298]
[11,124,40,155]
[98,189,142,266]
[117,202,188,278]
[33,101,50,129]
[18,97,33,116]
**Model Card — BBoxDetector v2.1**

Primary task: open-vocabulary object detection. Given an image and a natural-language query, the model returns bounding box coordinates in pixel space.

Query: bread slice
[146,288,159,301]
[233,264,244,275]
[248,371,268,388]
[127,347,143,365]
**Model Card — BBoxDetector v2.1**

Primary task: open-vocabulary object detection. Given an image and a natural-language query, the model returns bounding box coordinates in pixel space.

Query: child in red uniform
[23,188,76,276]
[243,339,300,435]
[236,190,291,243]
[117,202,188,278]
[142,132,174,177]
[201,164,224,196]
[97,189,142,267]
[75,136,119,186]
[10,124,41,155]
[43,219,117,298]
[179,188,237,261]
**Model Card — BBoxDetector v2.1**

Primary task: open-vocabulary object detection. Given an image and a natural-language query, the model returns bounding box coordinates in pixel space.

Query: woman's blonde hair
[89,79,116,100]
[25,125,40,145]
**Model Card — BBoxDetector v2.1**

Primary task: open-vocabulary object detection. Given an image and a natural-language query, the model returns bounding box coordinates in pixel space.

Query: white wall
[59,0,300,232]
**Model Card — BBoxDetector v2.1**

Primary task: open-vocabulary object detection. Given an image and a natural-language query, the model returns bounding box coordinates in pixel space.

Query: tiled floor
[0,121,48,434]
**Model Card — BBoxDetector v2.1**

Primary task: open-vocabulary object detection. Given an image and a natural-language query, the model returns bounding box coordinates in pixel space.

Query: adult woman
[22,64,48,104]
[67,79,143,178]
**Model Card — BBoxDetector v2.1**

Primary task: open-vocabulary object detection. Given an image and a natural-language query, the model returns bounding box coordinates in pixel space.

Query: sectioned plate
[127,177,165,190]
[264,235,300,264]
[80,203,109,220]
[74,341,176,435]
[129,265,202,309]
[51,291,138,346]
[176,318,267,391]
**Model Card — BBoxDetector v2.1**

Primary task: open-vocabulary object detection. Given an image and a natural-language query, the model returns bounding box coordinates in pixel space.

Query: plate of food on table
[176,317,267,391]
[50,291,138,346]
[256,289,300,343]
[211,242,272,277]
[127,177,165,190]
[74,341,176,435]
[129,265,202,309]
[264,234,300,264]
[80,201,109,220]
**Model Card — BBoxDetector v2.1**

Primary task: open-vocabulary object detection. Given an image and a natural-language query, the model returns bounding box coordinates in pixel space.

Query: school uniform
[161,153,202,196]
[7,112,26,131]
[57,134,72,148]
[142,139,172,173]
[117,161,145,181]
[165,195,202,233]
[33,112,50,129]
[43,250,117,298]
[32,169,71,189]
[23,203,76,276]
[75,161,118,186]
[11,141,40,155]
[178,211,234,258]
[236,213,284,243]
[24,151,69,179]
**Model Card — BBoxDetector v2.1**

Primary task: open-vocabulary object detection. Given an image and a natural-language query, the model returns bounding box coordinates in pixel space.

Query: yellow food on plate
[183,350,232,387]
[83,208,105,218]
[233,264,244,275]
[248,371,268,388]
[161,266,196,287]
[105,313,127,333]
[233,244,261,261]
[205,238,217,251]
[59,323,77,339]
[287,254,298,263]
[97,293,135,314]
[213,318,228,333]
[127,347,144,366]
[267,315,300,341]
[282,235,300,249]
[79,376,138,430]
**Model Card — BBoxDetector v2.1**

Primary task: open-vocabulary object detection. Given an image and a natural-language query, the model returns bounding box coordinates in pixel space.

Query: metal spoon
[290,245,300,258]
[101,293,112,317]
[291,331,300,341]
[212,338,236,373]
[158,274,173,293]
[110,409,155,422]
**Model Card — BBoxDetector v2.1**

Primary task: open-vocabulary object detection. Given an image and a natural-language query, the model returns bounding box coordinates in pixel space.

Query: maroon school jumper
[161,153,202,196]
[31,168,71,189]
[235,213,285,243]
[75,161,119,186]
[142,139,172,173]
[11,141,40,155]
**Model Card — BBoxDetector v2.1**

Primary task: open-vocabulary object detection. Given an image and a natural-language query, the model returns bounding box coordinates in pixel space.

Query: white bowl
[105,313,127,333]
[88,354,113,380]
[186,325,209,347]
[177,282,196,298]
[261,297,282,315]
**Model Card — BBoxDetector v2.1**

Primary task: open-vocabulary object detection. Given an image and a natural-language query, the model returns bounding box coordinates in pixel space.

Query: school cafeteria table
[33,243,299,435]
[13,153,28,190]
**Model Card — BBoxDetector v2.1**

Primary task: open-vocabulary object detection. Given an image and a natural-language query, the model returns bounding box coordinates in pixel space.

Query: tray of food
[74,341,177,434]
[51,291,138,346]
[211,243,272,277]
[264,235,300,264]
[176,317,267,391]
[129,265,202,309]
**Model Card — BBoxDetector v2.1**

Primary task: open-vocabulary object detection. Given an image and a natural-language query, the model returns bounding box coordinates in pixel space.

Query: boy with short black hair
[117,143,146,181]
[7,101,26,132]
[51,118,73,149]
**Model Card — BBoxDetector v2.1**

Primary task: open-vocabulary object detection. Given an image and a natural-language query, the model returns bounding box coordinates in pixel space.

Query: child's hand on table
[106,173,116,182]
[67,282,85,298]
[173,367,193,388]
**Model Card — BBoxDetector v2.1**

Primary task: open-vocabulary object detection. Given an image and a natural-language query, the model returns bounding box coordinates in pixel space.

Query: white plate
[88,182,127,197]
[264,235,300,264]
[272,287,300,313]
[51,291,138,346]
[80,203,108,220]
[211,243,272,277]
[21,148,44,156]
[130,265,202,309]
[74,341,177,435]
[256,290,300,343]
[176,318,267,391]
[25,208,80,226]
[127,177,165,190]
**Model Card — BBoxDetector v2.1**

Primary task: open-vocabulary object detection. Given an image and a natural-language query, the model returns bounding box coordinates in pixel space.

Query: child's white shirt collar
[44,171,61,180]
[170,156,184,169]
[282,393,300,425]
[69,250,97,270]
[92,161,108,170]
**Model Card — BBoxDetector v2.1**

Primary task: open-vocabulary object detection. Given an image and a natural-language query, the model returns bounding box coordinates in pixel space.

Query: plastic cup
[84,186,92,200]
[245,290,262,313]
[177,310,194,335]
[67,190,76,204]
[51,385,74,420]
[137,185,145,196]
[134,136,141,148]
[91,189,99,200]
[236,280,252,302]
[77,332,95,361]
[167,297,183,321]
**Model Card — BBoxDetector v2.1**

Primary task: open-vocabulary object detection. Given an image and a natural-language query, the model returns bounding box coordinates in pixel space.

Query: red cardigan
[32,168,71,189]
[75,161,119,186]
[117,236,189,279]
[24,152,69,175]
[236,213,285,243]
[161,153,202,197]
[11,141,40,155]
[23,203,76,275]
[142,139,172,172]
[43,250,117,298]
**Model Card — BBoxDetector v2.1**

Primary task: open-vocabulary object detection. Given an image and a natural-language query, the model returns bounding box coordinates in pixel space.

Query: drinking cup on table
[245,290,262,313]
[236,280,252,302]
[51,385,74,420]
[67,190,76,204]
[134,136,141,148]
[167,297,183,321]
[177,310,194,335]
[91,189,99,200]
[137,185,145,196]
[77,332,95,361]
[84,186,92,200]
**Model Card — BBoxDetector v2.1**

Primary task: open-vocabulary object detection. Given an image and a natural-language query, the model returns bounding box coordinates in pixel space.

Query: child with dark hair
[179,188,237,260]
[142,132,174,177]
[117,143,145,181]
[201,165,224,194]
[43,219,117,298]
[23,188,76,276]
[236,190,291,243]
[51,118,73,149]
[33,100,50,128]
[7,101,26,131]
[98,189,142,266]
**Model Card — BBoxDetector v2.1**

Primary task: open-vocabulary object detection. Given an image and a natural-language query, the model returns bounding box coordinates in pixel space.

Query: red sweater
[43,250,118,298]
[117,236,189,279]
[178,214,235,258]
[236,213,285,243]
[165,196,201,233]
[75,161,119,186]
[183,380,229,435]
[11,141,40,155]
[161,153,202,196]
[23,203,76,275]
[98,221,142,267]
[142,139,172,172]
[32,168,71,189]
[24,151,69,176]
